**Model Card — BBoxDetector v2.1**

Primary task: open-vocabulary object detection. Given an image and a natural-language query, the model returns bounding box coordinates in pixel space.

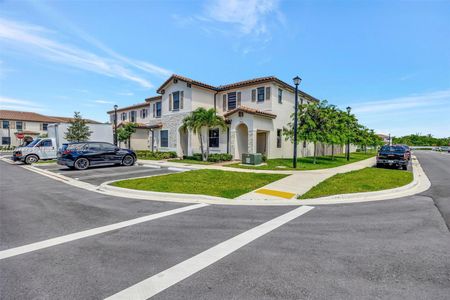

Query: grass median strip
[167,159,213,165]
[299,167,413,199]
[111,169,288,199]
[226,152,375,171]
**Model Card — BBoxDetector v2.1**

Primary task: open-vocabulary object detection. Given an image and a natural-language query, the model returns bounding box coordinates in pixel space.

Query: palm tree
[181,108,227,161]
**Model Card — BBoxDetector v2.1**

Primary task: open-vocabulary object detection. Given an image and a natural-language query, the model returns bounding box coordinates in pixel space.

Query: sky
[0,0,449,137]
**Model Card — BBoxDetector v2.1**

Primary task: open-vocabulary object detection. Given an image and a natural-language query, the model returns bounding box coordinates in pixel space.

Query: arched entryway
[178,127,189,157]
[236,123,248,160]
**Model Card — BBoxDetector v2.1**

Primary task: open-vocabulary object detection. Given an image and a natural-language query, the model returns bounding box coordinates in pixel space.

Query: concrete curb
[3,155,431,206]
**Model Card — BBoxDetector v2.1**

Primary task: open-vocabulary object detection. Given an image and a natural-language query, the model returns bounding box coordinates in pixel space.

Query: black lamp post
[113,105,118,146]
[293,76,302,168]
[346,106,351,161]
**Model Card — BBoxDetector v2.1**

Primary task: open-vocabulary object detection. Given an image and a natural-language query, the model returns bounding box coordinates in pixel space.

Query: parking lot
[34,162,178,186]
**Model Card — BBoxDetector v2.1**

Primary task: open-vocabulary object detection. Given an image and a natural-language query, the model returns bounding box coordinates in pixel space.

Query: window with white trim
[257,87,265,102]
[160,130,168,147]
[173,91,180,110]
[209,128,220,148]
[278,88,283,103]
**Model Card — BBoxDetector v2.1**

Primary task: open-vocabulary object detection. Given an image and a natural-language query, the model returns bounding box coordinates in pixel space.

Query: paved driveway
[34,163,177,186]
[1,152,449,299]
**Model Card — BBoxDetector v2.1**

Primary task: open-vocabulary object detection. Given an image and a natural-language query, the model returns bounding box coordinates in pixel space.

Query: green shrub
[182,153,233,162]
[261,154,267,162]
[136,150,177,160]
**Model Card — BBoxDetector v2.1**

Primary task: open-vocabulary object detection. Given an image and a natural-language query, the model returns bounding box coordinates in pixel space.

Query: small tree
[117,123,137,149]
[181,108,227,161]
[64,112,91,142]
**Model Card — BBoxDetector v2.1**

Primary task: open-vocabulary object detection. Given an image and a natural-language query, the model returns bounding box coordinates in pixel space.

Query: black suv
[377,145,409,170]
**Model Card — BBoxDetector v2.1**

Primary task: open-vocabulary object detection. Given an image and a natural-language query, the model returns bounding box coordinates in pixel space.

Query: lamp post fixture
[346,106,351,161]
[113,105,118,146]
[293,76,302,168]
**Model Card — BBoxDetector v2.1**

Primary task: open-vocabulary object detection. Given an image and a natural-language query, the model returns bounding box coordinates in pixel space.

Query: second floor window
[209,129,219,148]
[129,111,137,122]
[140,109,148,119]
[2,120,9,129]
[257,87,265,102]
[16,121,23,130]
[155,102,162,117]
[173,91,180,110]
[278,88,283,103]
[227,92,237,110]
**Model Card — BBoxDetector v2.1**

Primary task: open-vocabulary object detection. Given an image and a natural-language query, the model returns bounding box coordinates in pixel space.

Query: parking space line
[75,168,170,180]
[105,205,314,300]
[0,203,209,260]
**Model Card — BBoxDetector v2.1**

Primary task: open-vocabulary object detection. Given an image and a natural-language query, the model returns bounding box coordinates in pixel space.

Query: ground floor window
[160,130,168,147]
[209,128,219,148]
[277,129,282,148]
[2,137,11,145]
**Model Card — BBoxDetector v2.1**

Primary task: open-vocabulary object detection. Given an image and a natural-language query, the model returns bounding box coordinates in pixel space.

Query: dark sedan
[376,145,409,170]
[57,142,136,170]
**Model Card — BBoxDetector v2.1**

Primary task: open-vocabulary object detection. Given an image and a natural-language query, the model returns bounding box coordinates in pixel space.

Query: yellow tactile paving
[255,189,296,199]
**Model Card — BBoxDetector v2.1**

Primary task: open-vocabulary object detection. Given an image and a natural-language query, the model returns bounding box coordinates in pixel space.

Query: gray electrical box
[242,153,262,165]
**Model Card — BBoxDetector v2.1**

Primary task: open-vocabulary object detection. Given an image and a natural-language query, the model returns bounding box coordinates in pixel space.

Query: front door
[256,132,267,155]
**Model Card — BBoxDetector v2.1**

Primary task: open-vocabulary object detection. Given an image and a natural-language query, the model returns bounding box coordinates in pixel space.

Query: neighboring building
[377,133,391,145]
[107,101,154,150]
[109,74,345,159]
[0,110,100,147]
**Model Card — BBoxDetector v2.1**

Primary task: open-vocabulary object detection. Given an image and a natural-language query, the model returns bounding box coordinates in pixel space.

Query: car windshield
[26,139,41,147]
[381,146,405,152]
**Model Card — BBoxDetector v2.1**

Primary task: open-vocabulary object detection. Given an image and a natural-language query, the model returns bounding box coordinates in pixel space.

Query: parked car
[376,145,409,170]
[398,144,411,160]
[57,142,136,170]
[12,138,58,164]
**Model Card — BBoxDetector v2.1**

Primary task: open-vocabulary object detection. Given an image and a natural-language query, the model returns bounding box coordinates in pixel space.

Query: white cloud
[0,17,171,88]
[94,100,114,104]
[118,92,134,96]
[0,96,46,111]
[351,89,450,115]
[204,0,281,35]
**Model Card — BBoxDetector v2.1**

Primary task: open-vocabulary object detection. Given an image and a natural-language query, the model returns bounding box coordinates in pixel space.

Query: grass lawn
[226,152,375,171]
[299,167,413,199]
[35,159,57,164]
[167,159,213,165]
[111,169,288,199]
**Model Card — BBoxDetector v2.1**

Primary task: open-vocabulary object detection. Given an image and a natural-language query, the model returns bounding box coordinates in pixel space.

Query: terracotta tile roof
[48,116,101,124]
[157,74,218,93]
[0,110,100,123]
[144,95,162,102]
[223,106,277,119]
[117,121,151,129]
[155,74,319,103]
[107,102,149,114]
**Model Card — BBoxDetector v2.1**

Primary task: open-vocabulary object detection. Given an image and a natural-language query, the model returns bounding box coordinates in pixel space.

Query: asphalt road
[1,152,449,299]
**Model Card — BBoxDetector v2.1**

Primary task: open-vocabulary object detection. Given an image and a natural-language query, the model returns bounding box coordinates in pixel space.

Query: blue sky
[0,0,449,137]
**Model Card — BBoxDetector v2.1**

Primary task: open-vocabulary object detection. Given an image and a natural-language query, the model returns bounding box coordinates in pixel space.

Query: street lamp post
[293,76,302,168]
[346,106,351,161]
[113,105,118,146]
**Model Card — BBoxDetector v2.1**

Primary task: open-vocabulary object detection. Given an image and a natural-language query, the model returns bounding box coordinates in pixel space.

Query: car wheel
[376,163,382,168]
[25,154,39,164]
[122,154,135,166]
[74,158,90,170]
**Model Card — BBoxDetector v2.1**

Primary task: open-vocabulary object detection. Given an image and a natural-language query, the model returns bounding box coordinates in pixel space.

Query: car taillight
[63,150,72,155]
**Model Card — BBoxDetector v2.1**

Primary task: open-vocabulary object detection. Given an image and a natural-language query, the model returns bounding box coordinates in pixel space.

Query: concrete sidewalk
[236,157,376,201]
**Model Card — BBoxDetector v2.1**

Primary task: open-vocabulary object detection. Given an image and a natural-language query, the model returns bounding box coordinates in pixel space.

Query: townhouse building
[0,110,100,147]
[109,74,345,159]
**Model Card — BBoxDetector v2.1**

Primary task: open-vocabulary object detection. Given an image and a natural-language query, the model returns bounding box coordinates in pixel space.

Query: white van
[12,138,58,164]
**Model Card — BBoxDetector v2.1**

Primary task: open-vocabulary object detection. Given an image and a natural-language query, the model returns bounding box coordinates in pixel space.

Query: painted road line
[105,205,314,300]
[0,203,209,260]
[255,188,296,199]
[75,168,169,180]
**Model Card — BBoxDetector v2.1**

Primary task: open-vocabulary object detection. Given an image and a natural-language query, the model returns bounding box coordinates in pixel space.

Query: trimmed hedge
[0,145,16,151]
[183,153,233,163]
[135,150,177,160]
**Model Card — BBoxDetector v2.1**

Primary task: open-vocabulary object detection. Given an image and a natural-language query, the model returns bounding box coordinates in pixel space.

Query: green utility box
[242,153,262,165]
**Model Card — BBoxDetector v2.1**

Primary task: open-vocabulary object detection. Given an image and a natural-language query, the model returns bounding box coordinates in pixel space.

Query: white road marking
[105,205,314,300]
[0,203,209,260]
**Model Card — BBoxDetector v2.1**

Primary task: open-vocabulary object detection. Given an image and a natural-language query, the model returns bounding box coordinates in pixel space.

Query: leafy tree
[64,112,91,142]
[117,123,137,149]
[181,108,227,161]
[392,134,450,146]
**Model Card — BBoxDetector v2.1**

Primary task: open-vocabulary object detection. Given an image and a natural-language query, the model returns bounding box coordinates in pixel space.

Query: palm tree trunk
[199,132,206,161]
[205,128,210,162]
